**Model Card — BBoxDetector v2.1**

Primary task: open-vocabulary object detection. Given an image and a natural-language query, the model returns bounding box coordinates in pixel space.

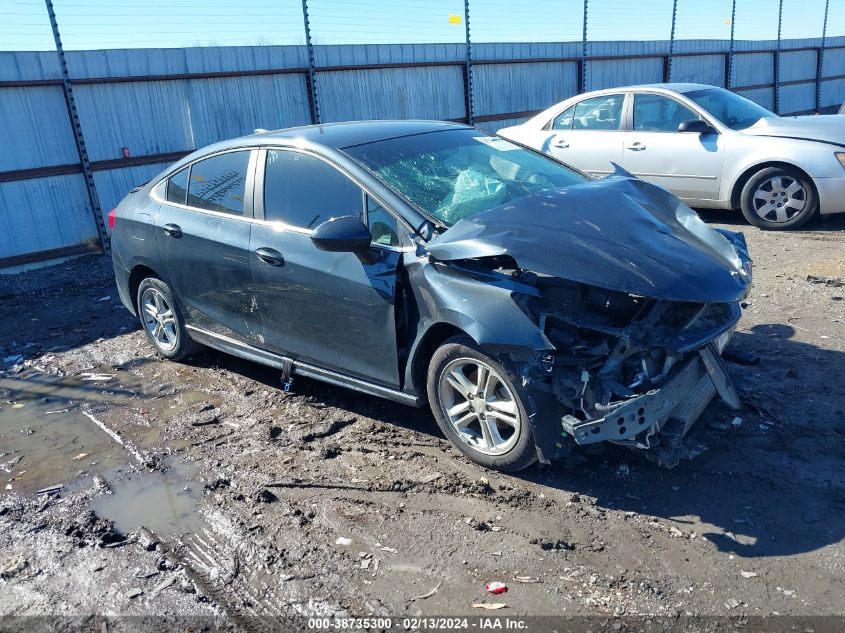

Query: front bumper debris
[560,340,737,449]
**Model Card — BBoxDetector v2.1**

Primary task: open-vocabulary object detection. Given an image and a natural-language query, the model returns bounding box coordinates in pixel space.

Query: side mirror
[678,119,716,134]
[310,215,372,254]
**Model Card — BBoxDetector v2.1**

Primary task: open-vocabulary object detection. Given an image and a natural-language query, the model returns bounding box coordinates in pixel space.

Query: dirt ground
[1,211,844,631]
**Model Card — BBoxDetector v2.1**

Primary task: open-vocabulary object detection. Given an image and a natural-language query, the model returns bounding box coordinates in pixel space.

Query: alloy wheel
[752,175,807,223]
[141,287,178,352]
[437,358,521,456]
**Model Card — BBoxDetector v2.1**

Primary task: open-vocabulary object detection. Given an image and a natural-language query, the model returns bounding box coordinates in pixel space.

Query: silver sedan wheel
[437,358,521,456]
[752,175,807,223]
[141,287,178,352]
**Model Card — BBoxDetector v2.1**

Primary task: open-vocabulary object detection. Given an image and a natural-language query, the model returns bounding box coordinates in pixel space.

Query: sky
[1,0,842,52]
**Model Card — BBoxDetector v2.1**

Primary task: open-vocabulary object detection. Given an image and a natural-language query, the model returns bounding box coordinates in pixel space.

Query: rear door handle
[626,141,646,151]
[255,247,285,266]
[552,139,570,149]
[162,223,182,238]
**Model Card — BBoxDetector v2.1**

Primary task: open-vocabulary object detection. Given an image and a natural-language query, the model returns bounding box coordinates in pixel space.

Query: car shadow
[696,207,845,232]
[193,321,845,560]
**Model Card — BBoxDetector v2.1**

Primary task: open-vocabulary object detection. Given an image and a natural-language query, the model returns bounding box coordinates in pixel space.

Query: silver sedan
[498,83,845,229]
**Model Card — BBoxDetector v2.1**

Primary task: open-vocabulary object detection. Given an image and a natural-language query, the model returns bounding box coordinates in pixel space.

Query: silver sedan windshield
[681,87,777,131]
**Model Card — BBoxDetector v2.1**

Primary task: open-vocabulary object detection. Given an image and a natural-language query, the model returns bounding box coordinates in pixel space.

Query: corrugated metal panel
[822,47,845,80]
[587,57,664,91]
[473,42,582,61]
[315,44,464,66]
[73,74,311,161]
[779,49,818,81]
[820,79,845,110]
[473,61,578,117]
[0,175,96,258]
[671,54,725,85]
[93,162,174,213]
[317,66,465,122]
[733,52,774,87]
[0,51,61,82]
[0,86,79,170]
[66,46,309,79]
[778,84,817,114]
[734,87,775,110]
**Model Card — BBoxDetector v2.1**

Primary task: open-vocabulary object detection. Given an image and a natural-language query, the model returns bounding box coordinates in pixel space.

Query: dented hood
[426,169,751,303]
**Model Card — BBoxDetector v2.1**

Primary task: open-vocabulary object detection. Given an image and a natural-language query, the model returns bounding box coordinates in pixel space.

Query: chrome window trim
[152,147,258,222]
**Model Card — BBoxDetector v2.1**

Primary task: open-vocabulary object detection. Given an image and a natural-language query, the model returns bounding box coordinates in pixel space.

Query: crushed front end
[516,275,749,467]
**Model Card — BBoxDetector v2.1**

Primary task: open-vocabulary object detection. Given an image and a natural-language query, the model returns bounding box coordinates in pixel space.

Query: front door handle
[162,223,182,238]
[255,247,285,266]
[626,141,646,151]
[552,139,570,149]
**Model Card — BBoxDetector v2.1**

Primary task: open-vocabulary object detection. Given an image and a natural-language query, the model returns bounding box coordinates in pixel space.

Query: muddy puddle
[91,457,204,537]
[0,368,214,496]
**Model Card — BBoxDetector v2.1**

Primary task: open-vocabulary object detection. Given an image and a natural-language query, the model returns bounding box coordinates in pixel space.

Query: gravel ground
[1,212,844,630]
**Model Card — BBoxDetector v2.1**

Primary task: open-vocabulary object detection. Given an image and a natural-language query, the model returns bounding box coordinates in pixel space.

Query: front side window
[633,93,701,132]
[344,129,586,227]
[367,197,401,247]
[264,150,363,229]
[572,94,624,130]
[186,151,250,216]
[166,167,189,205]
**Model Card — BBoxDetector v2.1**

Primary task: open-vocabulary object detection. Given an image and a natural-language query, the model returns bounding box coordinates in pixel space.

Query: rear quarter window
[166,167,189,205]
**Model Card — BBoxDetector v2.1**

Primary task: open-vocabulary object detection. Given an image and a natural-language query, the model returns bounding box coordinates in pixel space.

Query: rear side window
[166,167,189,205]
[186,151,251,216]
[551,105,575,130]
[263,150,363,229]
[572,94,624,130]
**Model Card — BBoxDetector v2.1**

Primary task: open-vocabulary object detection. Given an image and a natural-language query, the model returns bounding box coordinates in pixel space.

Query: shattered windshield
[343,129,586,226]
[681,87,776,130]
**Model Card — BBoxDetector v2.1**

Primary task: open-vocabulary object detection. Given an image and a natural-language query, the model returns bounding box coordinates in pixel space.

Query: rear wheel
[739,166,818,230]
[427,336,537,472]
[136,277,201,361]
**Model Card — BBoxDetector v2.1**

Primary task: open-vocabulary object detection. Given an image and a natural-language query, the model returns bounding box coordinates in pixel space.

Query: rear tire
[427,336,537,472]
[136,277,201,361]
[739,166,818,230]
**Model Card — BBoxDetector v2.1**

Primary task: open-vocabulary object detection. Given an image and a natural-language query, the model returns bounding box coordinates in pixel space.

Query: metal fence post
[726,0,736,88]
[774,0,783,113]
[301,0,321,124]
[463,0,475,125]
[44,0,109,254]
[667,0,678,82]
[817,0,830,112]
[581,0,588,93]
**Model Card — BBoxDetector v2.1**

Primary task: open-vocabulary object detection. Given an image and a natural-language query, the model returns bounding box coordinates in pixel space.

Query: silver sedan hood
[426,168,752,303]
[740,115,845,146]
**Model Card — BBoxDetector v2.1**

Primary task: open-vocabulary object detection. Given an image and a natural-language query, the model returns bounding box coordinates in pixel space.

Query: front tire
[427,336,537,472]
[136,277,201,361]
[739,166,818,230]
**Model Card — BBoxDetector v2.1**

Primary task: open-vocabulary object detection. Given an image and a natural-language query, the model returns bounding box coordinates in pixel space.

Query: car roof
[576,83,715,97]
[248,119,470,150]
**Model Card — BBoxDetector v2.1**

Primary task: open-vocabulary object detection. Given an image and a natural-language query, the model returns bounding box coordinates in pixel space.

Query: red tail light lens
[107,208,117,230]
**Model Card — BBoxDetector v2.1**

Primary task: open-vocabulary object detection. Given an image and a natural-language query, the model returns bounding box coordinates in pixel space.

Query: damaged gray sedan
[110,121,752,472]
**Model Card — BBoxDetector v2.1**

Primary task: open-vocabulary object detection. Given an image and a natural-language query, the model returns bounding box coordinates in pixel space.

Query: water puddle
[0,369,216,496]
[91,458,205,537]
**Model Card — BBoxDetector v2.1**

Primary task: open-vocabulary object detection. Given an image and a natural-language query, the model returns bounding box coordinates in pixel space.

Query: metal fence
[1,0,844,267]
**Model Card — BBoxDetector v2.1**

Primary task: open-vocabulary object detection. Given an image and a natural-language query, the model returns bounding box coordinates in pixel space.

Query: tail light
[107,208,117,230]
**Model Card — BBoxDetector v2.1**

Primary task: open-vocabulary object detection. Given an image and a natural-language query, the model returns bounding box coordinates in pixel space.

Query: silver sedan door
[544,93,627,178]
[622,92,725,203]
